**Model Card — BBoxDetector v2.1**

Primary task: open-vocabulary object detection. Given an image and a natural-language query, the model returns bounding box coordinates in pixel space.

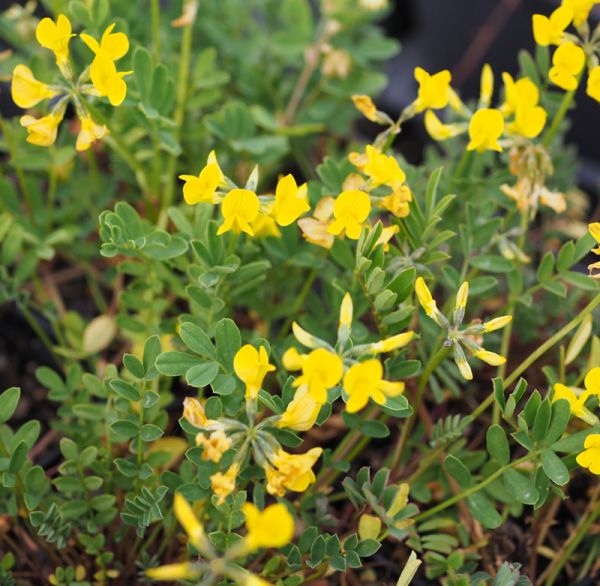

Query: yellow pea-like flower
[173,492,205,549]
[20,113,62,147]
[501,73,540,113]
[508,105,547,139]
[380,187,412,219]
[352,94,378,122]
[292,348,343,403]
[343,359,404,413]
[11,65,57,109]
[195,430,231,462]
[473,349,506,366]
[479,64,494,107]
[549,42,585,91]
[532,5,573,46]
[424,110,464,141]
[90,52,133,106]
[414,277,437,317]
[375,224,401,251]
[586,66,600,103]
[271,174,310,227]
[467,108,504,152]
[36,14,74,65]
[482,315,512,332]
[413,67,452,112]
[251,213,281,238]
[210,462,239,504]
[179,162,223,205]
[291,321,321,349]
[266,448,322,495]
[146,562,197,581]
[563,0,598,27]
[75,114,108,152]
[455,282,469,311]
[363,145,406,189]
[277,386,321,431]
[282,346,304,371]
[327,189,371,240]
[370,331,414,353]
[80,23,129,61]
[242,502,294,551]
[217,188,260,236]
[182,396,210,427]
[584,366,600,397]
[552,383,598,425]
[576,433,600,475]
[233,344,275,400]
[339,292,353,328]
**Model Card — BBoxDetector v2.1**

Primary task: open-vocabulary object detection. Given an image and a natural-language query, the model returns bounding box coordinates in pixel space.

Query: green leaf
[536,252,555,283]
[179,322,217,360]
[133,47,154,102]
[470,255,514,273]
[541,449,569,486]
[0,387,20,423]
[545,399,571,444]
[140,424,164,442]
[466,493,502,529]
[186,362,220,387]
[444,455,472,488]
[532,399,551,442]
[486,425,510,465]
[109,379,141,401]
[9,441,28,473]
[356,538,381,557]
[360,420,390,438]
[156,352,202,376]
[110,420,139,439]
[215,318,241,370]
[123,354,145,379]
[503,468,538,505]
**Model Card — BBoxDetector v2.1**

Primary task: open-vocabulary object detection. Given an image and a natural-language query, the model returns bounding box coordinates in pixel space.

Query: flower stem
[542,75,581,148]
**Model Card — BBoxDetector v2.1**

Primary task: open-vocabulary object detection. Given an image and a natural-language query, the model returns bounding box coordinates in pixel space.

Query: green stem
[159,21,194,227]
[277,268,319,339]
[414,453,535,522]
[151,0,161,61]
[542,76,581,148]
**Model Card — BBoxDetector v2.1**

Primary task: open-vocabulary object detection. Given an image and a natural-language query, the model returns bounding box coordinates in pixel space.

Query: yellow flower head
[277,386,321,431]
[482,315,512,332]
[266,447,322,495]
[11,65,57,109]
[146,562,197,581]
[576,433,600,475]
[242,503,295,550]
[339,293,353,328]
[585,367,600,397]
[76,114,108,152]
[552,383,598,425]
[293,348,343,403]
[532,5,573,46]
[501,73,540,113]
[352,94,378,122]
[298,197,335,249]
[180,161,223,205]
[479,64,494,107]
[90,52,133,106]
[183,396,209,427]
[509,105,547,139]
[363,145,406,189]
[327,189,371,240]
[586,65,600,103]
[233,344,275,400]
[379,187,412,218]
[80,23,129,61]
[20,113,62,147]
[343,359,404,413]
[369,331,414,353]
[174,492,205,549]
[376,224,401,251]
[588,223,600,276]
[217,188,260,236]
[36,14,74,65]
[424,110,464,141]
[549,42,585,91]
[473,349,506,366]
[562,0,598,27]
[455,281,469,311]
[467,108,504,152]
[272,174,310,227]
[282,346,304,371]
[210,462,239,504]
[196,430,232,462]
[251,213,281,238]
[415,277,438,318]
[414,67,452,112]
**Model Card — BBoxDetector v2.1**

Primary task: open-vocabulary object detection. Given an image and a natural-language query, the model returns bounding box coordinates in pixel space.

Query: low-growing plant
[1,0,600,584]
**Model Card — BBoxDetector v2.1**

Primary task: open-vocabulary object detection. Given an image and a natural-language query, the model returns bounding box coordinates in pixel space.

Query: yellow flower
[242,503,294,550]
[146,562,197,581]
[414,67,452,112]
[196,430,232,462]
[379,186,412,218]
[272,174,310,226]
[75,114,107,152]
[251,213,282,238]
[588,223,600,276]
[576,433,600,475]
[339,292,353,328]
[343,359,404,413]
[479,64,494,107]
[508,105,547,139]
[183,396,209,427]
[414,277,444,325]
[362,145,406,189]
[217,189,260,236]
[20,113,62,147]
[369,331,414,353]
[482,315,512,332]
[240,575,274,586]
[586,66,600,103]
[80,23,129,61]
[36,14,74,64]
[277,386,321,431]
[293,348,343,403]
[501,73,540,113]
[179,158,223,205]
[455,281,469,311]
[266,448,322,495]
[291,321,321,349]
[424,110,464,141]
[549,42,585,91]
[90,52,132,106]
[467,108,504,152]
[211,462,239,504]
[174,492,205,549]
[233,344,275,400]
[11,65,57,109]
[552,383,598,425]
[352,94,378,122]
[532,5,572,46]
[473,349,506,366]
[298,197,335,249]
[282,346,304,371]
[585,367,600,397]
[327,189,371,240]
[376,224,400,251]
[562,0,598,27]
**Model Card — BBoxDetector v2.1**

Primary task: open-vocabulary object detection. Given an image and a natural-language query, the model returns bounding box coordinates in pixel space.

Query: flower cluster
[11,14,131,150]
[147,492,294,584]
[180,153,310,238]
[532,0,600,101]
[414,277,512,380]
[283,293,413,413]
